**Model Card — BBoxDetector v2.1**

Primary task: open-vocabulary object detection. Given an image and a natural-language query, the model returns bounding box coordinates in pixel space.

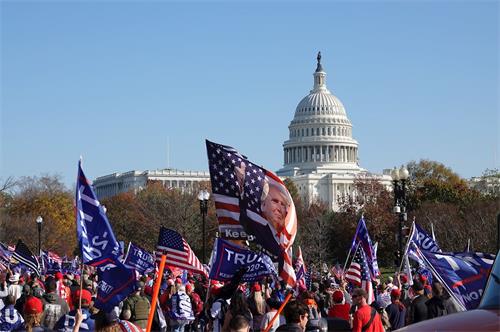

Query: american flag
[295,246,306,289]
[206,140,297,286]
[350,218,380,280]
[156,227,207,277]
[331,263,344,281]
[345,245,374,304]
[41,250,63,273]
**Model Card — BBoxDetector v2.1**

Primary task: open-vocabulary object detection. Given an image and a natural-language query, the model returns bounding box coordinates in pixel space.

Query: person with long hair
[222,290,253,332]
[248,283,266,331]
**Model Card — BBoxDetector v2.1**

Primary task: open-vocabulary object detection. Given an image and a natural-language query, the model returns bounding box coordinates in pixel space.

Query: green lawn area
[379,266,397,282]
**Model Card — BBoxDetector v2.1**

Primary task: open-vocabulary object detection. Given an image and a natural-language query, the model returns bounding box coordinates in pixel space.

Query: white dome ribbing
[278,52,360,176]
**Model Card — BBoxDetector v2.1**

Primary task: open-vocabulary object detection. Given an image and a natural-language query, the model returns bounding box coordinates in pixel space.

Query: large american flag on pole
[205,140,297,286]
[345,245,374,304]
[156,227,207,277]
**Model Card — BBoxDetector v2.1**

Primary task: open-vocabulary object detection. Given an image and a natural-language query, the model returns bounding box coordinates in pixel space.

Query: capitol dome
[277,52,361,176]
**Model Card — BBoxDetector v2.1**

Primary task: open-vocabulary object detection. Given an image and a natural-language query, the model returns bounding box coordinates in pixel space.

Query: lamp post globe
[391,167,400,181]
[399,166,409,180]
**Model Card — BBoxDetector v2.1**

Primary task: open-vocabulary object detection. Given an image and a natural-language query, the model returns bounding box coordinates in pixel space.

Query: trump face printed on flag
[208,140,297,260]
[235,161,291,235]
[260,178,290,234]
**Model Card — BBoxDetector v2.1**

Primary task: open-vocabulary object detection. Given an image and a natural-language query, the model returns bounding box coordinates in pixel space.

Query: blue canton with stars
[207,141,266,214]
[158,227,184,251]
[354,246,371,283]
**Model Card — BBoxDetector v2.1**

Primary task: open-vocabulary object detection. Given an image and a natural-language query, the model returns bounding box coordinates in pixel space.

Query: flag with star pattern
[345,244,374,304]
[156,227,207,277]
[205,140,297,286]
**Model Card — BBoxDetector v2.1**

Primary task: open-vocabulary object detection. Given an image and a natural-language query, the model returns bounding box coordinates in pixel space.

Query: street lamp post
[36,216,43,255]
[198,190,210,264]
[391,166,409,266]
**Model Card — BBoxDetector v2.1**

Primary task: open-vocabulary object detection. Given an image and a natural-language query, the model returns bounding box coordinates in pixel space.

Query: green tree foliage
[406,160,480,209]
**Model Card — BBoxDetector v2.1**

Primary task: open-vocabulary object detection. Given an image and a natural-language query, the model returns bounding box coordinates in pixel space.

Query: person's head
[419,274,428,285]
[387,276,394,284]
[352,288,368,306]
[9,273,19,284]
[283,300,309,330]
[185,283,193,294]
[73,289,92,308]
[390,288,401,301]
[431,281,444,298]
[412,281,424,295]
[229,314,250,332]
[24,296,43,315]
[135,281,145,294]
[266,298,281,311]
[176,284,186,293]
[5,295,16,306]
[332,290,344,304]
[261,179,291,232]
[55,271,63,281]
[229,290,249,315]
[45,278,57,293]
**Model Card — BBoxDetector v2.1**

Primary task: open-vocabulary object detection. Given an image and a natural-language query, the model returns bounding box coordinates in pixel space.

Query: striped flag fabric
[156,227,207,277]
[350,218,380,280]
[205,140,297,287]
[345,245,374,304]
[12,240,41,277]
[295,246,306,290]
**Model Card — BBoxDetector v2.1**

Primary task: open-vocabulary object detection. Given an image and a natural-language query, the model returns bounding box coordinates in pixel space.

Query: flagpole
[263,292,293,332]
[343,217,362,273]
[399,219,415,273]
[146,254,166,332]
[78,262,84,309]
[343,241,361,282]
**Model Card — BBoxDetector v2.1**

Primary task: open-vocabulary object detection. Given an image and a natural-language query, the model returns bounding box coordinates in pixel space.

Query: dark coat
[408,295,428,324]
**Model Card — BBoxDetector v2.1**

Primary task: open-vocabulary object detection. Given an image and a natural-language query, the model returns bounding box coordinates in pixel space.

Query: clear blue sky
[1,1,498,188]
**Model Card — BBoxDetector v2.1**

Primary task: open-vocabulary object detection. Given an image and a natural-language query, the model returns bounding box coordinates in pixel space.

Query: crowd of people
[0,266,461,332]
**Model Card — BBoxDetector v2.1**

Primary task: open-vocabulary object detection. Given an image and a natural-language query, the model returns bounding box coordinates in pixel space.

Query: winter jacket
[41,292,70,330]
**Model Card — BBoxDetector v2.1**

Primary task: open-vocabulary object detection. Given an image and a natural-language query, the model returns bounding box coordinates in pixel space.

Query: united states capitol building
[93,53,392,209]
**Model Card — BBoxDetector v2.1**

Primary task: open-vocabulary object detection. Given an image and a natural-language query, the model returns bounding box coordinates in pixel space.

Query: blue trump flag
[412,222,441,252]
[418,247,495,310]
[123,242,155,274]
[209,238,277,282]
[94,260,136,312]
[76,159,120,266]
[406,222,441,267]
[349,218,379,279]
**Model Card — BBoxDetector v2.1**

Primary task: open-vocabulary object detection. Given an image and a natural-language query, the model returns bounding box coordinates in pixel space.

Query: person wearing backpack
[351,288,384,332]
[122,281,151,330]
